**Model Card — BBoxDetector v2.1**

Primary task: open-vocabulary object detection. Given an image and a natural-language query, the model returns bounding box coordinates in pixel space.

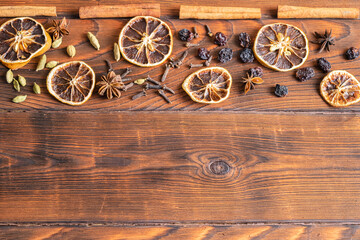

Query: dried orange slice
[119,16,173,67]
[320,70,360,107]
[253,23,309,72]
[182,67,232,104]
[0,17,51,70]
[47,61,95,106]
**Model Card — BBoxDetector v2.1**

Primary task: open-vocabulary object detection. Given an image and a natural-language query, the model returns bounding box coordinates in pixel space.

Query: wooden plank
[0,224,359,239]
[1,18,360,112]
[1,112,360,222]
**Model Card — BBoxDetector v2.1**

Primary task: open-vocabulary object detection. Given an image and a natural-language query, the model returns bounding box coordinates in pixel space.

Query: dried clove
[146,75,162,85]
[105,59,113,72]
[163,85,175,94]
[145,83,162,90]
[204,55,213,66]
[189,63,204,69]
[161,64,171,82]
[185,42,200,48]
[121,67,132,78]
[124,82,134,91]
[205,24,213,37]
[158,89,171,103]
[193,26,199,38]
[170,50,188,68]
[132,89,147,100]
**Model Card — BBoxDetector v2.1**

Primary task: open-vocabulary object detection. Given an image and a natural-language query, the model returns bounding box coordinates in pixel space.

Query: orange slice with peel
[47,61,95,106]
[0,17,51,70]
[119,16,173,67]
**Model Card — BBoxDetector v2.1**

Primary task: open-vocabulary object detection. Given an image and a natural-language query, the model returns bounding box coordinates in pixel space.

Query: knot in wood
[209,160,230,175]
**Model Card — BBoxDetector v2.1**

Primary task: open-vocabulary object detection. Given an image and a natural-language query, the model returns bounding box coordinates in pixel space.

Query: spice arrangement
[1,4,360,108]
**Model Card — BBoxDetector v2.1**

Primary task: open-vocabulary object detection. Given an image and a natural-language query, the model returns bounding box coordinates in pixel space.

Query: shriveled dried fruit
[274,84,288,97]
[248,67,263,78]
[239,32,251,48]
[178,29,194,42]
[239,48,254,63]
[296,67,315,82]
[214,32,227,46]
[198,47,210,60]
[345,47,359,60]
[218,48,233,63]
[317,57,331,73]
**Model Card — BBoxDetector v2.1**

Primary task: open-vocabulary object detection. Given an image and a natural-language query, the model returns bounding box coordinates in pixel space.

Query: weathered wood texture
[1,112,360,222]
[1,18,360,112]
[1,224,360,240]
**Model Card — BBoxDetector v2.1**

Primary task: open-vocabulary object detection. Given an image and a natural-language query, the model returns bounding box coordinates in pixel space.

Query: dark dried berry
[345,47,359,60]
[274,84,288,97]
[218,48,233,63]
[296,67,315,82]
[248,67,263,78]
[178,29,194,42]
[214,32,227,46]
[198,47,210,60]
[239,32,251,48]
[317,57,331,73]
[239,48,254,63]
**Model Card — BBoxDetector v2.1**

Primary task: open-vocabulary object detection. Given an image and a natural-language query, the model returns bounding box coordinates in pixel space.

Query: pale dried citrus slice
[320,70,360,107]
[253,23,309,72]
[182,67,232,104]
[47,61,95,106]
[0,17,51,70]
[119,16,173,67]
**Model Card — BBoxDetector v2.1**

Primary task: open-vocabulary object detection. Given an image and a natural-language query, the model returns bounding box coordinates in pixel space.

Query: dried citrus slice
[320,70,360,107]
[119,16,173,67]
[0,17,51,70]
[182,67,232,104]
[47,61,95,106]
[253,23,309,72]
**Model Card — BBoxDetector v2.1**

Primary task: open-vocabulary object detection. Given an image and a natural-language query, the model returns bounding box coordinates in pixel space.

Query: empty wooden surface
[1,0,360,239]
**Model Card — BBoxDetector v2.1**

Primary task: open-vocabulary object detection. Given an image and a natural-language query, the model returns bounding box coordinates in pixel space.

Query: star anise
[242,73,264,95]
[47,17,69,41]
[97,69,125,99]
[312,29,335,53]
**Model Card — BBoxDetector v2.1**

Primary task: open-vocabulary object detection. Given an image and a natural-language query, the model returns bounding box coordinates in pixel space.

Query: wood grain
[1,112,360,222]
[0,224,359,239]
[1,18,360,112]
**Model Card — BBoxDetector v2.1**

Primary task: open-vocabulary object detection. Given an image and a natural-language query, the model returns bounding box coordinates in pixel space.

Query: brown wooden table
[1,0,360,239]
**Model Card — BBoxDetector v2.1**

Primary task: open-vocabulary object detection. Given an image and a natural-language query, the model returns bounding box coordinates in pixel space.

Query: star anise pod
[97,71,125,99]
[47,17,69,41]
[242,73,264,95]
[312,29,335,53]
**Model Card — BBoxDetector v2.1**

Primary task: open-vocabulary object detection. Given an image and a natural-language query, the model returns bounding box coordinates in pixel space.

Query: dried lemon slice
[0,17,51,70]
[182,67,232,104]
[320,70,360,107]
[253,23,309,72]
[47,61,95,106]
[119,16,173,67]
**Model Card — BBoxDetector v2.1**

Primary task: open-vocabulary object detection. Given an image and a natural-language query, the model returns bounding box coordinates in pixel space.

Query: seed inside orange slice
[47,61,95,106]
[119,16,173,67]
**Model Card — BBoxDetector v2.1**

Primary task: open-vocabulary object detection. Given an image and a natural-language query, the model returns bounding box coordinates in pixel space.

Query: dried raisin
[239,32,251,48]
[178,29,194,42]
[218,48,233,63]
[239,48,254,63]
[198,47,210,60]
[345,47,359,60]
[274,84,288,97]
[214,32,227,46]
[296,67,315,82]
[317,58,331,73]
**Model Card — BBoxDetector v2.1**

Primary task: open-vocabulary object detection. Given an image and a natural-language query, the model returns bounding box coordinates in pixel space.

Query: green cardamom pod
[114,42,121,61]
[36,54,47,71]
[13,79,20,92]
[52,37,62,48]
[87,32,100,50]
[46,61,58,69]
[18,75,26,86]
[134,78,147,85]
[6,69,13,83]
[12,95,27,103]
[33,82,41,94]
[67,45,76,58]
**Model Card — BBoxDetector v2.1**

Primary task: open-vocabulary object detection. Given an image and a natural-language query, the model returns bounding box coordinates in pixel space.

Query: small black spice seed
[345,47,360,60]
[317,57,331,73]
[239,48,254,63]
[198,47,210,60]
[248,67,263,78]
[218,48,233,63]
[239,32,251,48]
[296,67,315,82]
[274,84,288,97]
[178,29,194,42]
[214,32,227,46]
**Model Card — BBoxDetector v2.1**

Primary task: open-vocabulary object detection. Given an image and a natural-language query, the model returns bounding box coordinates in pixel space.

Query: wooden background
[2,1,360,239]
